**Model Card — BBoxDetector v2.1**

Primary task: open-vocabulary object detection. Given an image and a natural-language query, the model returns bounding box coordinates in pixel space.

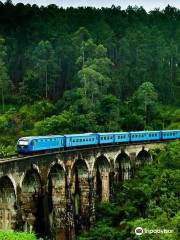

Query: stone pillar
[41,184,50,237]
[121,161,132,180]
[15,185,24,231]
[48,166,67,240]
[88,176,95,226]
[130,152,136,177]
[109,171,115,202]
[66,171,75,240]
[79,175,90,229]
[0,176,17,231]
[101,172,109,202]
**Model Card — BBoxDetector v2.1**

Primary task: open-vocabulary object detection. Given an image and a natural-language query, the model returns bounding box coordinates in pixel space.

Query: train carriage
[162,130,180,140]
[64,133,98,148]
[97,133,114,144]
[114,132,130,143]
[130,131,161,142]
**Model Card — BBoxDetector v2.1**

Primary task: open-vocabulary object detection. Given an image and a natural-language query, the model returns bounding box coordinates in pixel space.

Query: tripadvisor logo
[135,227,174,236]
[135,227,143,235]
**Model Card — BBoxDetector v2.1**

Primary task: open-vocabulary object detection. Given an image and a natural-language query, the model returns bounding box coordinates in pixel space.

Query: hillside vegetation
[78,141,180,240]
[0,2,179,157]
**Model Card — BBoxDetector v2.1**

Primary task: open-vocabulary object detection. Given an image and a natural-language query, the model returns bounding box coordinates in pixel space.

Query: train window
[132,135,134,138]
[173,133,176,136]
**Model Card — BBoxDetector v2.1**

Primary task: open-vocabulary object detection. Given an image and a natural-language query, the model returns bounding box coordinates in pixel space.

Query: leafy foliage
[0,231,37,240]
[79,142,180,239]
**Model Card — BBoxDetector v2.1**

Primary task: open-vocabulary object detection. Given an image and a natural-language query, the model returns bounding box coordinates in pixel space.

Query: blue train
[17,130,180,154]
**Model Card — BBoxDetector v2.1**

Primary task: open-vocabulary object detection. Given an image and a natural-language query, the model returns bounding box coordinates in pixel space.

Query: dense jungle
[0,1,179,239]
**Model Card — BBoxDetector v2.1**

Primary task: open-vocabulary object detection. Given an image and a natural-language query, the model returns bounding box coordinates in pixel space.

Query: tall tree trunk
[45,70,48,99]
[1,87,4,113]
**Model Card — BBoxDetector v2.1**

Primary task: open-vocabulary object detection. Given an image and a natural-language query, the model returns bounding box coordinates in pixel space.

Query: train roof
[64,133,95,137]
[161,130,180,132]
[130,131,160,133]
[97,132,129,135]
[18,135,64,141]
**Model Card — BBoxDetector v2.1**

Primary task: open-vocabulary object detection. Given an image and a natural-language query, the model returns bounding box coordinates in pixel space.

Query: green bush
[0,231,37,240]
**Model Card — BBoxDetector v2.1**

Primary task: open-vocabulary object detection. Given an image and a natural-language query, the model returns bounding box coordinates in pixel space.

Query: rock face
[0,142,165,239]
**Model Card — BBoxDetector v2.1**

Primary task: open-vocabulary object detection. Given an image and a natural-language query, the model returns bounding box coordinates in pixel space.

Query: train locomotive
[17,130,180,154]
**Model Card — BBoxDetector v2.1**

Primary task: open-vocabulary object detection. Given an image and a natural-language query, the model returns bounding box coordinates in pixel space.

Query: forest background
[0,2,180,240]
[0,1,179,156]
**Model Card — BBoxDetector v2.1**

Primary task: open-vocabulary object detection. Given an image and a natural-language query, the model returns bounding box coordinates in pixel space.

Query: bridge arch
[92,155,110,203]
[0,175,17,231]
[71,159,90,233]
[115,151,131,181]
[48,163,66,238]
[136,148,152,167]
[21,169,43,237]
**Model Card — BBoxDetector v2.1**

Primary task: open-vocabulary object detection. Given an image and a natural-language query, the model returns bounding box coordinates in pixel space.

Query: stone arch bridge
[0,142,165,239]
